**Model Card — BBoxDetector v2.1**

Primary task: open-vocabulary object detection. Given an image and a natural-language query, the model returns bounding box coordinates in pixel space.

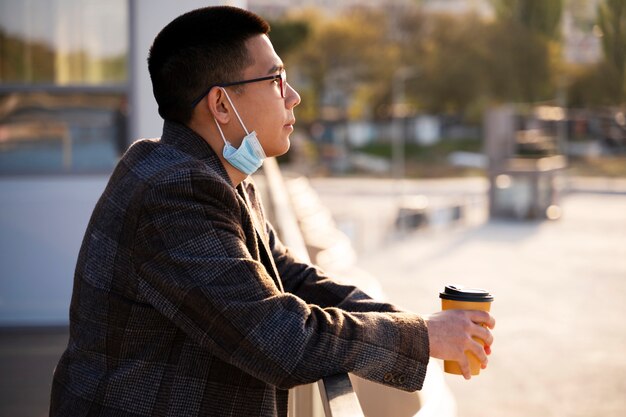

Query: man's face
[224,34,300,158]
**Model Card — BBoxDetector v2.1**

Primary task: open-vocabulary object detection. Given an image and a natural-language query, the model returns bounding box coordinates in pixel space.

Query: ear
[206,87,231,124]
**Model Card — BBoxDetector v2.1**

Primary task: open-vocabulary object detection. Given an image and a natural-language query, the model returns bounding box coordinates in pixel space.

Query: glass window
[0,0,128,174]
[0,0,128,85]
[0,92,127,174]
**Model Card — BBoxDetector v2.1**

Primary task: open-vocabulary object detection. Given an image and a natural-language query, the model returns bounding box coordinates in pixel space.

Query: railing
[262,157,364,417]
[317,374,364,417]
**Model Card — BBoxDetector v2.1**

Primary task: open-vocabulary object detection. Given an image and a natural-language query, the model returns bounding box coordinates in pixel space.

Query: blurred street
[2,176,625,417]
[311,176,626,417]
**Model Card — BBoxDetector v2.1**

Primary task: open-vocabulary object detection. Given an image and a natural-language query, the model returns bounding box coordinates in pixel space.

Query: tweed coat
[49,121,430,417]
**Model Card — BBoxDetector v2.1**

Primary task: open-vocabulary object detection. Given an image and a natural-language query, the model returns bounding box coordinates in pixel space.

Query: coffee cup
[439,285,493,376]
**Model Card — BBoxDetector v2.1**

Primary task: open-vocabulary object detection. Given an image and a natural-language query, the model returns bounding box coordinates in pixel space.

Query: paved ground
[311,177,626,417]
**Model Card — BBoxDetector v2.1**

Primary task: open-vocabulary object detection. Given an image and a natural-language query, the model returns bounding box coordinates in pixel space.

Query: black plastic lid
[439,285,493,302]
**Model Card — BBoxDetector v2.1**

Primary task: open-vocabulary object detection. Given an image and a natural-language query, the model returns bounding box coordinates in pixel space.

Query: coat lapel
[160,121,284,293]
[237,183,284,293]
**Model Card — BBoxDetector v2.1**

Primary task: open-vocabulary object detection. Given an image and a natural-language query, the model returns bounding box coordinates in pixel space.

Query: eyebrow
[268,64,284,75]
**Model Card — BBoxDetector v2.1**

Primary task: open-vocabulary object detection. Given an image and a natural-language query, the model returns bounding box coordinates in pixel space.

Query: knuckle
[462,319,473,332]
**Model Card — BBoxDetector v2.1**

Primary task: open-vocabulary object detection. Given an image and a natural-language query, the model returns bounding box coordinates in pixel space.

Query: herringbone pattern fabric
[49,121,429,417]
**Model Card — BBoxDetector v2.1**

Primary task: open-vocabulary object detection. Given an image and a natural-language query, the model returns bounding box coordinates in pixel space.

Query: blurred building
[420,0,493,16]
[562,1,603,65]
[0,0,245,326]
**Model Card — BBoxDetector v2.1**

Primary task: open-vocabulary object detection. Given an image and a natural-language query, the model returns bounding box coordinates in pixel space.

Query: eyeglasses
[191,70,287,108]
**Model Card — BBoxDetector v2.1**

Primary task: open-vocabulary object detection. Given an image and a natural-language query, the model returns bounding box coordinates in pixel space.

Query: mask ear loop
[219,87,250,136]
[213,117,230,146]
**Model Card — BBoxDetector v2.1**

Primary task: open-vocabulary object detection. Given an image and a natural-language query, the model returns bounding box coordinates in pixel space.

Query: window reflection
[0,92,127,173]
[0,0,127,85]
[0,0,128,174]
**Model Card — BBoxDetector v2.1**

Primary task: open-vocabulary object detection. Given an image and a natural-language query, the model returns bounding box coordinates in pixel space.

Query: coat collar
[158,121,283,291]
[160,120,233,187]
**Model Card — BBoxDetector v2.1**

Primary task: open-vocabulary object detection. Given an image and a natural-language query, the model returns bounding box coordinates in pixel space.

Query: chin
[268,138,291,158]
[279,139,291,156]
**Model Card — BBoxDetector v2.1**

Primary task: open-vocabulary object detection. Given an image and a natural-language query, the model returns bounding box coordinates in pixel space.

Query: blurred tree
[485,21,554,104]
[0,28,126,84]
[267,19,310,57]
[0,29,55,83]
[290,8,399,122]
[400,13,491,118]
[567,0,596,30]
[279,2,571,125]
[490,0,564,40]
[487,0,563,105]
[597,0,626,102]
[567,61,623,107]
[395,10,554,118]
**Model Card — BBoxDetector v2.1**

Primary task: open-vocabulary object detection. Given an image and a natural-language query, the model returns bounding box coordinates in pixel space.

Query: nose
[285,82,301,109]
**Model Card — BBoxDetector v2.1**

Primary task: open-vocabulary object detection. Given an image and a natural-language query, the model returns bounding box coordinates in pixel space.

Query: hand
[425,309,496,380]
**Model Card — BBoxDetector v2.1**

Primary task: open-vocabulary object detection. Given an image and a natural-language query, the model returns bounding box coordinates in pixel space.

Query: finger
[473,311,495,328]
[484,344,492,355]
[468,339,489,367]
[475,325,494,347]
[458,357,472,380]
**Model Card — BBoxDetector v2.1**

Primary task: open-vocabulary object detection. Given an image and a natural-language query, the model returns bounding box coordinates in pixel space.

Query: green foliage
[275,2,623,124]
[396,11,556,114]
[568,62,623,107]
[0,28,126,84]
[268,19,310,57]
[597,0,626,100]
[403,14,491,115]
[356,138,485,177]
[484,21,554,104]
[490,0,564,39]
[357,138,483,161]
[283,8,400,122]
[0,29,55,82]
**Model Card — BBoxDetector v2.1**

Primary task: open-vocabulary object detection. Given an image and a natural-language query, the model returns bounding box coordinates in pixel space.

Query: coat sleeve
[266,220,407,313]
[134,169,430,391]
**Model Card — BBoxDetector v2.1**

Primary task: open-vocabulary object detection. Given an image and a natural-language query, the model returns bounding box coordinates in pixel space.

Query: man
[50,6,494,417]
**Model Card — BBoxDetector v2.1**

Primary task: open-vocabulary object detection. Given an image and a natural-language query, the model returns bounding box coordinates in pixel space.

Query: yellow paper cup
[440,285,493,376]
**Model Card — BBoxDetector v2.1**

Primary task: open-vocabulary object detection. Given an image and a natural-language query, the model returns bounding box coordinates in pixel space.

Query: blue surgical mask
[213,88,266,175]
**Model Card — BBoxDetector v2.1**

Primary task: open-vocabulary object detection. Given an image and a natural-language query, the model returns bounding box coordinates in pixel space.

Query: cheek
[260,110,285,137]
[243,100,288,153]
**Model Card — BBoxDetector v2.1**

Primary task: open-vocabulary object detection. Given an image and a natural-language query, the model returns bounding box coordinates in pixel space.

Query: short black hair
[148,6,270,124]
